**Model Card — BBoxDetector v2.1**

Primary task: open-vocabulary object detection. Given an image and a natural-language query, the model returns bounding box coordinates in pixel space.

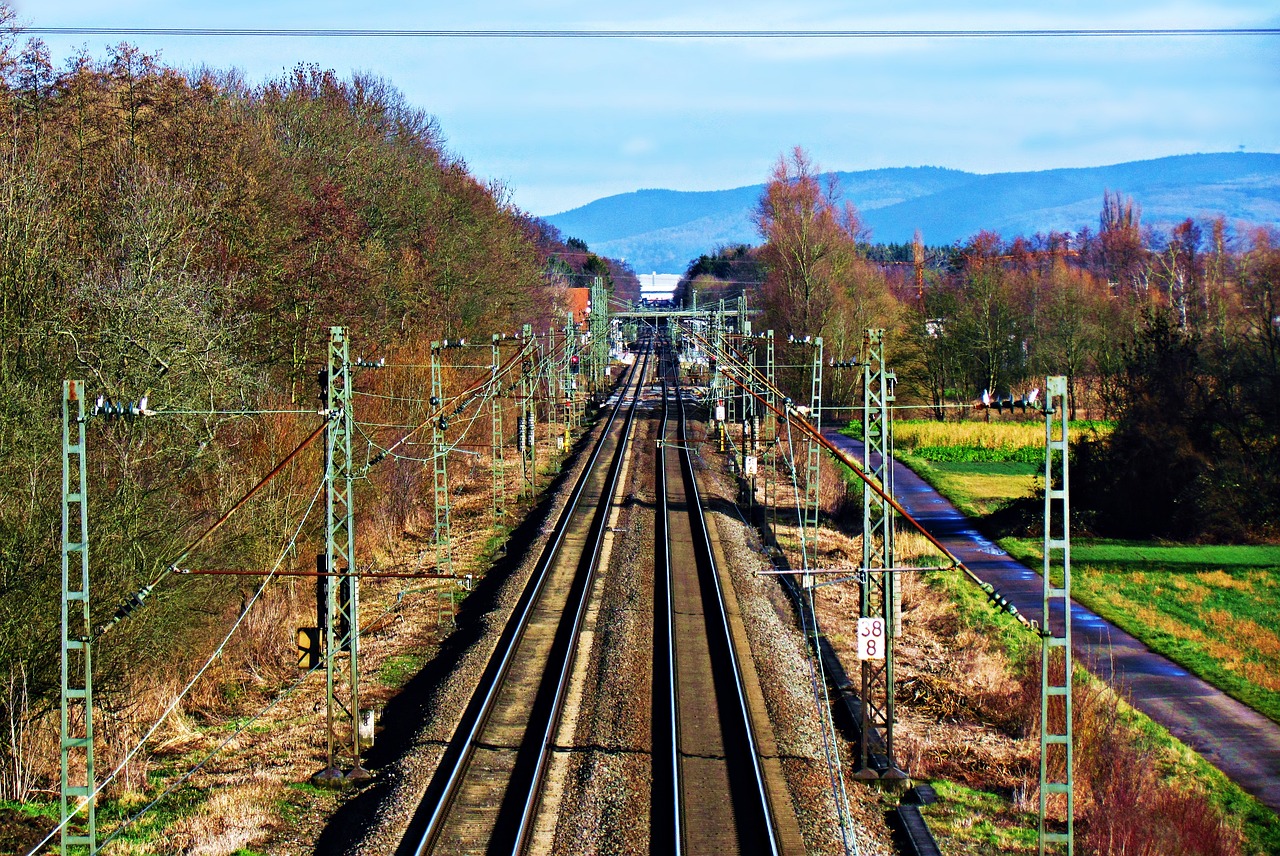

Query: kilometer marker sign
[857,617,885,660]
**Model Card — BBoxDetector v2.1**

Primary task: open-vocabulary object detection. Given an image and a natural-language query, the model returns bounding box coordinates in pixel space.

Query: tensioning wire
[27,478,325,856]
[734,404,856,854]
[94,419,329,639]
[804,581,859,856]
[94,548,440,850]
[365,336,535,470]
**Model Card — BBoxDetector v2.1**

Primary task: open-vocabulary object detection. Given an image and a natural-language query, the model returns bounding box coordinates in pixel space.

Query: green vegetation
[0,11,623,840]
[887,419,1280,852]
[1002,538,1280,725]
[923,563,1280,856]
[377,652,428,687]
[898,455,1040,518]
[922,780,1038,855]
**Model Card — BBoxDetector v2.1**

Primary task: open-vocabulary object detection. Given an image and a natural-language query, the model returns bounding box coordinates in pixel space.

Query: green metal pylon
[765,329,777,540]
[765,329,777,444]
[801,336,823,583]
[855,328,904,780]
[519,325,538,500]
[589,276,610,395]
[1040,375,1074,854]
[542,329,560,471]
[61,379,96,854]
[491,334,506,525]
[431,341,452,574]
[561,313,576,437]
[317,327,366,785]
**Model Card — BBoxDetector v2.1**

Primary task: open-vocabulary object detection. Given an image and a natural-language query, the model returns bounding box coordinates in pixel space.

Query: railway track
[652,344,801,856]
[403,350,649,855]
[402,341,804,854]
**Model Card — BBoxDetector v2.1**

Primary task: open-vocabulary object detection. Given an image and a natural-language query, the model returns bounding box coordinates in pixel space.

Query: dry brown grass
[161,780,283,856]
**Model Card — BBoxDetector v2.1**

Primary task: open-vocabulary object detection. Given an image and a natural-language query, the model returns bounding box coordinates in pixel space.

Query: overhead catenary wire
[27,478,326,856]
[685,323,1040,632]
[94,418,329,638]
[363,336,537,471]
[94,524,444,850]
[772,394,857,855]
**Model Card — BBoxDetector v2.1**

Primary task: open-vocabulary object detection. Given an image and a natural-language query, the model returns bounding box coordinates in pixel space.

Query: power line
[26,27,1280,39]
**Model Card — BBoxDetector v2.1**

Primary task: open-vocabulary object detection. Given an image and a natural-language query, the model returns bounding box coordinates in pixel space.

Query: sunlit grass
[922,780,1039,855]
[1003,538,1280,725]
[900,457,1041,517]
[891,419,1111,455]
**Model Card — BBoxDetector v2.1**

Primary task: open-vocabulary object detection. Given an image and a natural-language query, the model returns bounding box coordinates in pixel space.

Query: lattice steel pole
[765,329,777,540]
[561,314,575,438]
[519,324,538,500]
[856,328,905,780]
[590,276,609,395]
[431,341,452,574]
[491,334,506,525]
[711,301,726,450]
[542,328,557,462]
[723,300,738,429]
[743,320,756,505]
[61,380,96,853]
[802,337,823,584]
[1040,375,1074,854]
[316,327,367,785]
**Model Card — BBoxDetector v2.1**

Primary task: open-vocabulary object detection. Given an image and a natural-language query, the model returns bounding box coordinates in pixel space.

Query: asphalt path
[824,430,1280,814]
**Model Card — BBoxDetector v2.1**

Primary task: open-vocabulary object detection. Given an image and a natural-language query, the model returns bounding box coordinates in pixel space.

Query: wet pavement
[824,430,1280,813]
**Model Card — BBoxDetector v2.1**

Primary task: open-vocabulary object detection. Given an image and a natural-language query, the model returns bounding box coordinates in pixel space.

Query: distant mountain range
[544,153,1280,274]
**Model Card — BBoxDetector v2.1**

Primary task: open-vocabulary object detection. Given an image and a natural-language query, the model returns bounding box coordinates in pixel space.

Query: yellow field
[895,420,1048,452]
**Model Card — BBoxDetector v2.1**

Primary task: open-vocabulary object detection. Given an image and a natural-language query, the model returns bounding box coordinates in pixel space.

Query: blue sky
[13,1,1280,216]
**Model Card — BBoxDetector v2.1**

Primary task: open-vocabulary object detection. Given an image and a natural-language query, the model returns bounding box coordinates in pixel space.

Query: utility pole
[855,328,905,780]
[1040,375,1074,854]
[316,326,368,785]
[712,302,726,450]
[800,337,823,586]
[563,313,577,438]
[742,319,756,510]
[491,334,506,526]
[519,324,537,500]
[430,341,452,574]
[589,276,609,396]
[765,329,777,539]
[61,380,96,854]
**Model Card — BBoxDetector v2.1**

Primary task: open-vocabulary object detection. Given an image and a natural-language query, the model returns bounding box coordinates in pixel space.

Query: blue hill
[544,154,1280,273]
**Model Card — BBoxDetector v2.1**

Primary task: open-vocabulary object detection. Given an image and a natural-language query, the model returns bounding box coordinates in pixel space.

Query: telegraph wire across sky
[24,27,1280,39]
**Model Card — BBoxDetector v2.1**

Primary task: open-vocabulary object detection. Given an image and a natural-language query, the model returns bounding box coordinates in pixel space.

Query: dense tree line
[743,149,1280,542]
[0,18,611,799]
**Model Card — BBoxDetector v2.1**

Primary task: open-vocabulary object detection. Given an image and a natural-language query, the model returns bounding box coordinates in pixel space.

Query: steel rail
[673,369,782,854]
[407,351,645,855]
[651,351,682,856]
[507,346,651,852]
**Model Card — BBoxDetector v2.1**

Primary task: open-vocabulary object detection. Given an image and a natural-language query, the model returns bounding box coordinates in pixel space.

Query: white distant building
[641,272,682,300]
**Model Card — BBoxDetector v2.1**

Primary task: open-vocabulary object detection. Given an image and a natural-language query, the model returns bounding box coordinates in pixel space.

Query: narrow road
[823,431,1280,814]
